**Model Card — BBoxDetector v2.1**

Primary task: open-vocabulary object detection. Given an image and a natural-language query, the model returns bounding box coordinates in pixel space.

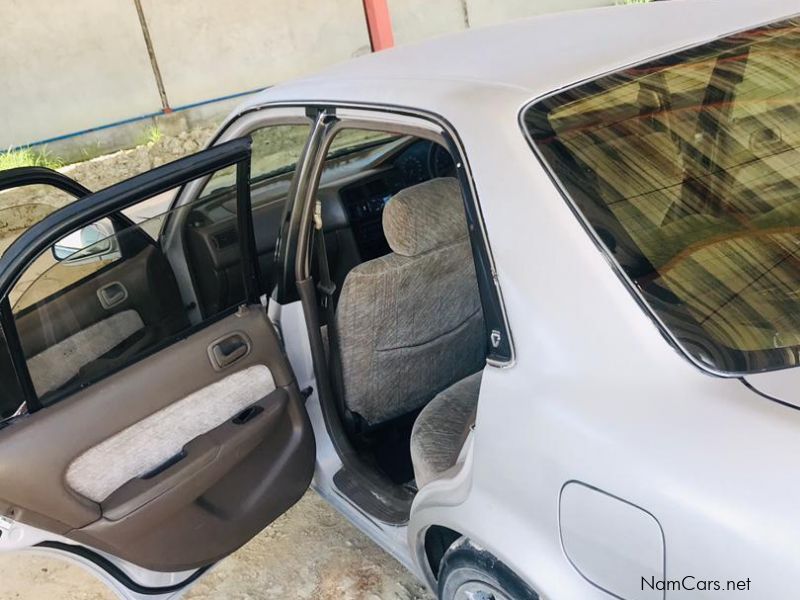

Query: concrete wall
[389,0,468,45]
[468,0,613,27]
[0,0,161,148]
[139,0,371,108]
[390,0,612,44]
[0,0,615,152]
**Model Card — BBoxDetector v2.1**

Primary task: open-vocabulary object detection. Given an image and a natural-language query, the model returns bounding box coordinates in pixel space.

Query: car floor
[0,491,433,600]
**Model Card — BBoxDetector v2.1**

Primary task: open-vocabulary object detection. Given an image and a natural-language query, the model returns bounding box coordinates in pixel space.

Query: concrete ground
[0,492,433,600]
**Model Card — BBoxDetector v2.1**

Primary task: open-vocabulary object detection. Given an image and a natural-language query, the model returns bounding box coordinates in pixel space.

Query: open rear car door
[0,138,315,597]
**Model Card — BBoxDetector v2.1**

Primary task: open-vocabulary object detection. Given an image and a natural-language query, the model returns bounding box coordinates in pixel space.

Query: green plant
[78,141,108,163]
[0,146,63,171]
[143,125,163,145]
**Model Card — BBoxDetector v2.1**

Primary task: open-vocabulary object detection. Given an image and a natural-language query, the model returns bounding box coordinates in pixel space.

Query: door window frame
[283,103,515,367]
[162,107,314,322]
[0,138,257,416]
[0,168,96,414]
[267,103,515,524]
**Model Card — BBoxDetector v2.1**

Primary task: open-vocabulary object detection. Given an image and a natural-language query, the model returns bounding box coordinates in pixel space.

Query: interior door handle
[208,332,251,370]
[97,281,128,309]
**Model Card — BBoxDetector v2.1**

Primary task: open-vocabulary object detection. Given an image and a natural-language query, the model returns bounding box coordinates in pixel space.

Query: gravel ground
[0,132,434,600]
[0,492,432,600]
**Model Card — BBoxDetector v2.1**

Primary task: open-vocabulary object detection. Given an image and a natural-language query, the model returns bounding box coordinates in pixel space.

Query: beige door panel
[65,364,277,503]
[0,307,315,570]
[75,387,310,570]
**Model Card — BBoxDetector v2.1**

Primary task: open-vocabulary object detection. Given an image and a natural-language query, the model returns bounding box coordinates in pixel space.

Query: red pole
[362,0,395,51]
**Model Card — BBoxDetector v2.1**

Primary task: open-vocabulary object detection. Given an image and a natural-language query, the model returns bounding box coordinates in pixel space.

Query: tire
[437,538,539,600]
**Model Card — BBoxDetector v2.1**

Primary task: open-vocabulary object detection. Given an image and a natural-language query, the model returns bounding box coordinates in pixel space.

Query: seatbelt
[314,201,336,313]
[313,200,353,429]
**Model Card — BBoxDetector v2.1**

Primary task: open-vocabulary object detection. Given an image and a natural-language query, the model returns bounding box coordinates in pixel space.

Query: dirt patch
[0,493,432,600]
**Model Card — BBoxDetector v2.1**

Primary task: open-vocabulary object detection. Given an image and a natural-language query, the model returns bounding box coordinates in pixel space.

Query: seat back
[335,178,486,427]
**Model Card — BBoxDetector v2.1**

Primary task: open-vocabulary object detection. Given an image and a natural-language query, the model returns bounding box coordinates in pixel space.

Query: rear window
[524,16,800,374]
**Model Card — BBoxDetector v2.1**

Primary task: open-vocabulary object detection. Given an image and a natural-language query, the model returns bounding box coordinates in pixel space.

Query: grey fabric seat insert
[335,177,486,427]
[410,370,482,488]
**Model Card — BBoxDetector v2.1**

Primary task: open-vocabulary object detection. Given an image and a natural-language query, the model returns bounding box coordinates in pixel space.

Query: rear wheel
[437,538,538,600]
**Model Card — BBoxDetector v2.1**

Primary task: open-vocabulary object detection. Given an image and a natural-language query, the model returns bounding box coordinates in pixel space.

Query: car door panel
[0,138,316,577]
[0,307,314,571]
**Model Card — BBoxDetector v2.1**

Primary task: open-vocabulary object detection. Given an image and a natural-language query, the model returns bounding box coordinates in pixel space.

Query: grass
[0,122,167,174]
[0,146,63,171]
[77,141,108,163]
[140,125,163,146]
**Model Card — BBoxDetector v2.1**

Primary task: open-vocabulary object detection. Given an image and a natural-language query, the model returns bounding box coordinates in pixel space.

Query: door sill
[332,467,413,525]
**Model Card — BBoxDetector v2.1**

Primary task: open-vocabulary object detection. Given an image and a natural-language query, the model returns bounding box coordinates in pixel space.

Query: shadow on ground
[0,492,433,600]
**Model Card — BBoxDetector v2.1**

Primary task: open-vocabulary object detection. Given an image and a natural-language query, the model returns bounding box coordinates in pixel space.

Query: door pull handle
[208,332,251,370]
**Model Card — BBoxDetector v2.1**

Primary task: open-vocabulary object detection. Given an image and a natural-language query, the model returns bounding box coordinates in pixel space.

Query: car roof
[248,0,798,111]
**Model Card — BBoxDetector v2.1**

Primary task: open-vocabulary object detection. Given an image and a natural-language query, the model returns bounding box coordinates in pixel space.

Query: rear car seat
[410,370,482,487]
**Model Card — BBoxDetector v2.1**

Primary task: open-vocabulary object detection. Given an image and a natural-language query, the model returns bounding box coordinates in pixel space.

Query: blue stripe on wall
[23,86,267,149]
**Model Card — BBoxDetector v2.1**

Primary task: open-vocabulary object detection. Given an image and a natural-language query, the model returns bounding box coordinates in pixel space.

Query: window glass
[200,125,311,202]
[11,217,119,311]
[121,192,177,239]
[525,17,800,373]
[327,129,400,157]
[9,188,239,406]
[4,124,312,414]
[0,185,79,256]
[0,327,24,420]
[188,124,311,308]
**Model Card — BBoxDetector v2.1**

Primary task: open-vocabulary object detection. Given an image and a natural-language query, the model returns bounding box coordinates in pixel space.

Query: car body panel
[5,2,800,598]
[241,0,797,118]
[745,368,800,409]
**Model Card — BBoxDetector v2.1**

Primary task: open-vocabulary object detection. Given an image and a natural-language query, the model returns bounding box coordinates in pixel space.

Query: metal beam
[132,0,171,113]
[362,0,395,51]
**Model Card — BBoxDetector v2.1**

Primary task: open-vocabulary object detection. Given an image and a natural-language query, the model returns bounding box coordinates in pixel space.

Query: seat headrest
[382,178,468,257]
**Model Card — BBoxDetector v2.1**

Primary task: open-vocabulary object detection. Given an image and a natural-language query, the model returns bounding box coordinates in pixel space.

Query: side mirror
[52,220,117,263]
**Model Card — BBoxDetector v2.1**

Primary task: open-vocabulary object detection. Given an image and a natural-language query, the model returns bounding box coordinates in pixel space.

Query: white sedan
[0,1,798,598]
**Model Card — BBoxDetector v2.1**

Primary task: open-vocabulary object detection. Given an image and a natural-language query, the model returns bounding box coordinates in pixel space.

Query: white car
[1,1,799,598]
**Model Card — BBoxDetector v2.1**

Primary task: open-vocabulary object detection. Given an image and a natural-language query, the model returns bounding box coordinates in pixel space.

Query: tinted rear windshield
[525,17,800,374]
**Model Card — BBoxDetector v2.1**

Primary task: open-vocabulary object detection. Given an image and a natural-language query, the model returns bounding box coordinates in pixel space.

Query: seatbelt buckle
[317,281,337,308]
[314,200,323,231]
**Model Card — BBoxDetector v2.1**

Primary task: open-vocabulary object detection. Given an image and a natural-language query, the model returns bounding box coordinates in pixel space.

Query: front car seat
[335,177,486,429]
